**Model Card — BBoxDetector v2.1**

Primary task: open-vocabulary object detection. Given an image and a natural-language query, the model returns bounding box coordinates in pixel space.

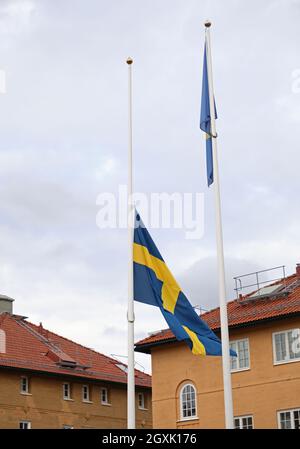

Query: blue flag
[200,44,217,187]
[133,213,236,357]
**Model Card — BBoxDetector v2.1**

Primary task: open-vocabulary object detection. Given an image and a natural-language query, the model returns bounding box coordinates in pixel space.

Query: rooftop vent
[0,295,14,314]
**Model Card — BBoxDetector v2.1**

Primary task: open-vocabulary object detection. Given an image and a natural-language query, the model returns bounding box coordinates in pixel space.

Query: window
[180,384,197,420]
[19,421,31,429]
[20,376,29,394]
[82,385,90,402]
[63,383,71,400]
[234,415,253,429]
[101,387,109,405]
[278,408,300,429]
[138,392,146,410]
[273,329,300,364]
[230,339,250,372]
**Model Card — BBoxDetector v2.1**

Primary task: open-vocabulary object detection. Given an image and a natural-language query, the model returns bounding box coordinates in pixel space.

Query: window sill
[82,400,93,404]
[20,392,32,396]
[177,417,199,423]
[101,402,112,407]
[274,358,300,366]
[63,398,74,402]
[138,407,148,411]
[231,367,250,374]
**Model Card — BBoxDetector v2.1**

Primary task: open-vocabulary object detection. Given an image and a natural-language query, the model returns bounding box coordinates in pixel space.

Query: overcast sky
[0,0,299,373]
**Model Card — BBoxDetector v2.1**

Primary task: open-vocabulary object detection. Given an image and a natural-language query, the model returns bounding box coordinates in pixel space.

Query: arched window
[0,329,6,353]
[180,384,197,419]
[180,383,197,419]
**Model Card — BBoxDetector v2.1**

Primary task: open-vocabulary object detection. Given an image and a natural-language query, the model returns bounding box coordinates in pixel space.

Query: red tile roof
[0,314,151,388]
[135,272,300,353]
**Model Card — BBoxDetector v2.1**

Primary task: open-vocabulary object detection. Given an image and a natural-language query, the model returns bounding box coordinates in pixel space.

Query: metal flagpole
[204,21,234,429]
[126,56,135,429]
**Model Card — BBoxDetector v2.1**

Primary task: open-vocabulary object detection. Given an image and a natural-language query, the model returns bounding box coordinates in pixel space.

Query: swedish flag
[200,44,217,187]
[134,214,234,356]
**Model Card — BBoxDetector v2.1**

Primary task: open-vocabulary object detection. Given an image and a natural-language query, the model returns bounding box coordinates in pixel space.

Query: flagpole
[204,21,234,429]
[126,56,135,429]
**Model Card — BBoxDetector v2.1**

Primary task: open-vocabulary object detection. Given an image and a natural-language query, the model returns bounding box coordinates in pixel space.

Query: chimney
[0,295,14,314]
[38,322,49,339]
[296,264,300,277]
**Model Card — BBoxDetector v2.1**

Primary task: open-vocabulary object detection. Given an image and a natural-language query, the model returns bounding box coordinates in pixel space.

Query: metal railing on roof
[233,265,287,301]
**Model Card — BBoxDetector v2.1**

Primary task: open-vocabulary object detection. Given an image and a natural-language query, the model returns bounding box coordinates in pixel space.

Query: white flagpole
[204,21,234,429]
[126,56,135,429]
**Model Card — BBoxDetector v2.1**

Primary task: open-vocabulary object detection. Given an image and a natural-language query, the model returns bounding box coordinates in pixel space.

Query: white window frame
[19,421,31,429]
[82,384,91,403]
[63,383,72,400]
[138,392,147,410]
[234,415,254,429]
[20,376,30,395]
[277,408,300,429]
[273,328,300,365]
[179,383,198,421]
[230,338,250,373]
[100,387,110,405]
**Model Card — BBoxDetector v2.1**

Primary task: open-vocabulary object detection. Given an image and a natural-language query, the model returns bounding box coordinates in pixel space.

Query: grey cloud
[0,0,299,374]
[179,257,262,311]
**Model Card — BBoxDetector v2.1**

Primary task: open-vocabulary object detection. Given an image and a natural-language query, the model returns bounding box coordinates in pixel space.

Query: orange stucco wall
[0,370,152,429]
[150,316,300,429]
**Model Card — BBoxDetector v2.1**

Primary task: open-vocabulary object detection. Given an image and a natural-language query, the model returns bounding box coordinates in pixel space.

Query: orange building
[0,298,152,429]
[135,265,300,429]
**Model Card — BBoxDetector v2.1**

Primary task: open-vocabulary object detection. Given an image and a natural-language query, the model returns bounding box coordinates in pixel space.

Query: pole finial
[126,57,133,65]
[204,20,211,28]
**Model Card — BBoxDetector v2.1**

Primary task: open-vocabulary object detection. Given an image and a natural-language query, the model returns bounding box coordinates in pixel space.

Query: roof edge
[0,363,152,388]
[135,312,300,354]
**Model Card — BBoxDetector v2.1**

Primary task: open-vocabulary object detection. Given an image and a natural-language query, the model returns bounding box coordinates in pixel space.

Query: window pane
[181,385,196,419]
[293,410,300,430]
[247,417,253,429]
[241,417,253,429]
[288,330,300,360]
[234,418,241,429]
[275,334,286,362]
[21,377,28,393]
[238,340,249,369]
[83,386,89,400]
[234,416,253,430]
[138,393,144,408]
[280,412,291,429]
[101,389,107,403]
[230,340,249,370]
[230,342,237,370]
[63,384,69,398]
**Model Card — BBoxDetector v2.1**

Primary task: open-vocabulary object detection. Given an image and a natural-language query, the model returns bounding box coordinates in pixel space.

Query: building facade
[135,266,300,429]
[0,299,152,429]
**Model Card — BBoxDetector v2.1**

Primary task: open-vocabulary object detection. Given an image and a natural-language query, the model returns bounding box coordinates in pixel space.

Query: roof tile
[0,314,151,388]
